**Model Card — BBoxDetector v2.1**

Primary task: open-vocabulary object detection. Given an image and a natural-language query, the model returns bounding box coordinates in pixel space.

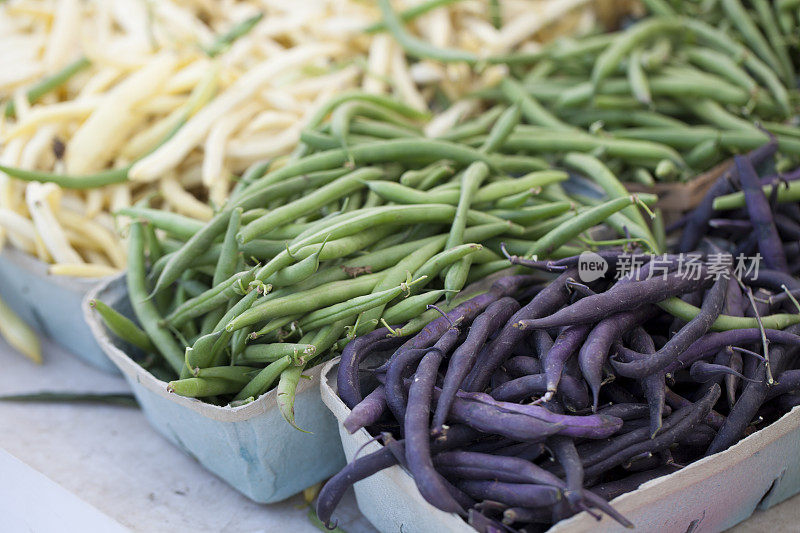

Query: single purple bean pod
[489,373,589,408]
[590,466,676,502]
[690,361,760,384]
[458,391,622,439]
[626,327,666,437]
[659,328,800,374]
[516,270,712,331]
[766,369,800,400]
[343,385,386,434]
[464,268,579,392]
[775,214,800,241]
[338,327,405,408]
[542,324,592,403]
[446,394,564,442]
[433,297,521,432]
[406,334,467,514]
[598,403,671,421]
[580,307,658,411]
[611,273,728,379]
[735,155,788,272]
[532,329,555,357]
[726,349,743,408]
[548,435,584,509]
[743,267,800,292]
[456,480,562,509]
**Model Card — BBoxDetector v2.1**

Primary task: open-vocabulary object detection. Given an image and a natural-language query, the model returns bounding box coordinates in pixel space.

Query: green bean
[0,163,129,189]
[312,319,350,355]
[562,152,650,232]
[168,377,243,397]
[362,181,457,205]
[658,298,800,332]
[560,108,688,129]
[684,138,721,169]
[641,0,676,15]
[214,208,242,286]
[165,267,257,328]
[499,78,574,131]
[301,276,425,332]
[277,364,307,431]
[720,0,784,80]
[520,211,577,240]
[615,127,800,155]
[443,162,488,299]
[489,154,549,173]
[331,102,421,147]
[683,47,759,94]
[205,13,264,57]
[526,195,655,258]
[400,161,453,188]
[228,274,381,332]
[480,104,521,153]
[349,118,421,139]
[382,290,448,325]
[230,159,273,199]
[437,106,505,141]
[631,168,656,186]
[681,99,759,133]
[238,167,383,243]
[466,260,513,283]
[378,0,478,64]
[252,315,302,340]
[194,366,258,384]
[627,49,651,106]
[752,0,795,85]
[503,130,685,167]
[89,299,154,352]
[413,243,482,293]
[240,343,316,365]
[487,202,572,225]
[4,56,91,118]
[641,37,672,70]
[364,0,462,33]
[117,208,202,240]
[713,179,800,210]
[267,239,328,287]
[126,222,183,374]
[233,355,294,401]
[186,330,224,371]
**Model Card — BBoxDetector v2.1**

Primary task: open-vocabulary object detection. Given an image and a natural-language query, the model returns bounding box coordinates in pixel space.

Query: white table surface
[3,337,799,533]
[0,337,374,533]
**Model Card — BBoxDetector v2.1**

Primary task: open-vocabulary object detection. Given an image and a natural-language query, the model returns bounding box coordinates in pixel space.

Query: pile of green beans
[449,0,800,182]
[96,90,658,423]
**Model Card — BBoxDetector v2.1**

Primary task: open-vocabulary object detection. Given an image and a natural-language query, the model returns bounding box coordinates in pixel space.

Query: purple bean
[742,267,800,292]
[343,384,386,434]
[504,356,542,377]
[726,349,743,408]
[405,327,464,514]
[502,506,552,525]
[456,480,562,509]
[690,361,760,383]
[611,273,728,378]
[464,268,579,392]
[447,394,563,442]
[490,373,590,409]
[548,435,584,508]
[775,214,800,241]
[598,403,670,421]
[584,384,720,478]
[434,297,521,432]
[338,327,404,408]
[385,347,437,423]
[736,155,788,272]
[543,324,592,402]
[516,271,712,331]
[435,451,564,487]
[580,307,658,411]
[458,391,622,439]
[766,369,800,400]
[660,328,800,374]
[777,394,800,411]
[467,510,504,533]
[532,329,555,358]
[627,327,666,437]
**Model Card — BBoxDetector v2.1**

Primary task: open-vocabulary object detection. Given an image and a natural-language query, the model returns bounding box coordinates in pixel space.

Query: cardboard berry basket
[0,246,117,372]
[84,274,346,503]
[320,358,800,533]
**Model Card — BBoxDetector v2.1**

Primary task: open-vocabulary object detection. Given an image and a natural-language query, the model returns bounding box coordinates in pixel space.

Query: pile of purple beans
[317,143,800,532]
